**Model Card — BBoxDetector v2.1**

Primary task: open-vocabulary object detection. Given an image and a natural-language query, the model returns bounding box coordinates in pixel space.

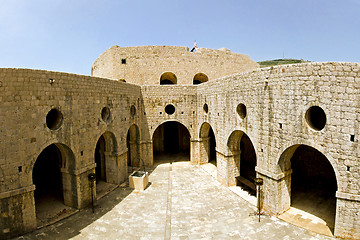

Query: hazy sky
[0,0,359,75]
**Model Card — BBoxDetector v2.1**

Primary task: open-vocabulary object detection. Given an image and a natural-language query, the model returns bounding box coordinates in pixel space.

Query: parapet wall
[91,45,259,85]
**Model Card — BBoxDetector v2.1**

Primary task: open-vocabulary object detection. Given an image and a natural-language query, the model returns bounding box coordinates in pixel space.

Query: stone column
[129,140,140,167]
[190,137,210,165]
[334,191,360,239]
[255,166,292,215]
[190,138,200,165]
[0,185,36,239]
[104,151,126,184]
[61,163,96,209]
[216,150,240,186]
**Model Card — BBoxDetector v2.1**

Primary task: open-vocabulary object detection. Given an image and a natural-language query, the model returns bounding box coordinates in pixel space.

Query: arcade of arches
[30,129,340,237]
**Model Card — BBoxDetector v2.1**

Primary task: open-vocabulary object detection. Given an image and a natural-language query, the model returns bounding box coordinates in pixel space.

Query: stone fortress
[0,45,359,239]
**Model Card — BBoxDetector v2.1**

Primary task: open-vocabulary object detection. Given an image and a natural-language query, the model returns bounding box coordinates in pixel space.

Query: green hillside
[257,59,309,68]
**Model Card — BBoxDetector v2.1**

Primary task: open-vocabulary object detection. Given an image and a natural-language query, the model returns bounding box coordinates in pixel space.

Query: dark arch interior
[209,127,216,165]
[127,125,140,169]
[235,133,257,196]
[33,144,62,200]
[33,144,64,225]
[153,121,190,162]
[193,80,202,85]
[291,145,337,232]
[160,79,174,85]
[95,135,106,181]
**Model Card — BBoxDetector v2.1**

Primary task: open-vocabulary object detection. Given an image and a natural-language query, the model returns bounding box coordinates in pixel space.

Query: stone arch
[199,122,217,164]
[227,130,257,195]
[193,73,208,85]
[94,131,118,185]
[160,72,177,85]
[32,143,76,225]
[127,124,141,168]
[278,144,338,234]
[152,121,191,162]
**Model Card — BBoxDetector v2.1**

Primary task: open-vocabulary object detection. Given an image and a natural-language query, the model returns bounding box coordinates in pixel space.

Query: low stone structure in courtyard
[0,45,359,239]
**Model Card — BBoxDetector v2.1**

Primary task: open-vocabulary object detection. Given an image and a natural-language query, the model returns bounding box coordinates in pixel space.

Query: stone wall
[196,62,360,239]
[1,60,360,238]
[91,45,259,85]
[0,68,143,238]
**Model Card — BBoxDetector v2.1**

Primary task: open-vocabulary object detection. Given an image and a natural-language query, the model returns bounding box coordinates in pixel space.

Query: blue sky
[0,0,359,75]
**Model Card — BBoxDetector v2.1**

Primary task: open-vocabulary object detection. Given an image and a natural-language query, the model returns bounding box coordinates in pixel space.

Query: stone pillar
[0,186,36,239]
[255,166,292,215]
[190,138,200,165]
[129,140,140,167]
[140,140,153,166]
[334,191,360,239]
[190,137,210,165]
[216,150,240,186]
[104,151,126,184]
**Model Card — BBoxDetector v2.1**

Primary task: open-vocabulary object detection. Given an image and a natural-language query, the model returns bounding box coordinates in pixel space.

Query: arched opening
[32,144,75,226]
[94,132,118,198]
[279,145,337,235]
[95,135,106,181]
[153,121,190,163]
[227,131,257,196]
[193,73,208,85]
[127,124,140,171]
[199,122,216,165]
[160,72,177,85]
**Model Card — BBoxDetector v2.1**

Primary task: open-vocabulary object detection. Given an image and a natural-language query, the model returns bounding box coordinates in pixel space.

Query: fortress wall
[0,68,143,193]
[91,45,259,85]
[197,61,360,192]
[196,62,360,238]
[0,68,142,238]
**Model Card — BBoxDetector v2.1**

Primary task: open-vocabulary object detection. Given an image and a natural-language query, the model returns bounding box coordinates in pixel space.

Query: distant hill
[257,59,310,68]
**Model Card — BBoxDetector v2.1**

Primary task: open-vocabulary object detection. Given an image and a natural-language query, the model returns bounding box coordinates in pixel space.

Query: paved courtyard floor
[15,158,334,240]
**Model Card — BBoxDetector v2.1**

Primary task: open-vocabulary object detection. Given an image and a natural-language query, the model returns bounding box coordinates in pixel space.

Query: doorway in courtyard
[127,124,140,172]
[280,145,337,234]
[199,122,216,165]
[228,131,257,196]
[94,132,118,198]
[32,144,75,227]
[153,121,190,163]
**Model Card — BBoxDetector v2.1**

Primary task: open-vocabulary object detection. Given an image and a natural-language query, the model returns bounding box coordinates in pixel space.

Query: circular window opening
[306,106,326,131]
[203,103,209,114]
[130,105,136,116]
[237,103,247,119]
[165,104,175,115]
[46,108,63,130]
[101,107,111,122]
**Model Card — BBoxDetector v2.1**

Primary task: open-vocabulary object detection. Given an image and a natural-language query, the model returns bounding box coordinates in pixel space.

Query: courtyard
[15,155,333,240]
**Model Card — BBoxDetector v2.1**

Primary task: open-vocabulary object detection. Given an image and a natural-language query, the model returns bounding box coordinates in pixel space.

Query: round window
[237,103,247,119]
[46,108,63,130]
[165,104,175,115]
[305,106,326,131]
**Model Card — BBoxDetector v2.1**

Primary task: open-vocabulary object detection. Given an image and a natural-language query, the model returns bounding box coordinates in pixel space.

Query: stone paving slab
[15,161,334,240]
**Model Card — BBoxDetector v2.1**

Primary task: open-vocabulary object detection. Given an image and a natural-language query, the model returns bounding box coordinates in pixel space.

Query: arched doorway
[199,122,216,165]
[227,131,257,195]
[32,143,75,226]
[193,73,208,85]
[160,72,177,85]
[94,132,118,197]
[152,121,190,163]
[127,124,140,171]
[279,145,337,234]
[95,135,106,181]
